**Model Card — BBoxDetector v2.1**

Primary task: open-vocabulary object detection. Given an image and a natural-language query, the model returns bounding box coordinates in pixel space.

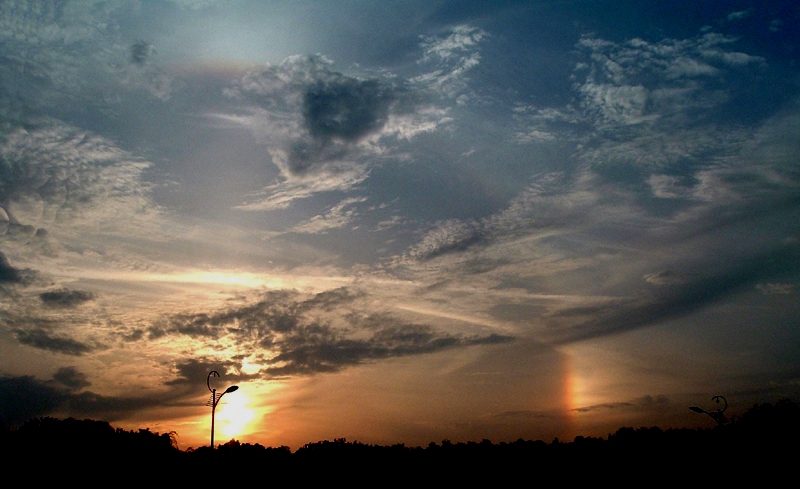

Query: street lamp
[690,395,728,425]
[207,370,239,449]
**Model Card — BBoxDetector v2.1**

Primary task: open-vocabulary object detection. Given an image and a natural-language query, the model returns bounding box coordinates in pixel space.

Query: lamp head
[225,385,239,394]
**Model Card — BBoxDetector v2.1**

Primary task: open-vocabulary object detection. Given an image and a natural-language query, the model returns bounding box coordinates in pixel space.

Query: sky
[1,0,798,450]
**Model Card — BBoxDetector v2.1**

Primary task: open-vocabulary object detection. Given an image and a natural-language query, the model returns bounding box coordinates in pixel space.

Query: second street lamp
[207,370,239,449]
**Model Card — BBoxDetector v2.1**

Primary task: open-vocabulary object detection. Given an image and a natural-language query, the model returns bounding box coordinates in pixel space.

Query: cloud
[573,395,670,413]
[402,173,596,263]
[0,122,157,236]
[14,328,96,356]
[573,33,763,129]
[262,321,511,377]
[1,360,226,425]
[516,29,765,158]
[756,283,794,295]
[225,56,403,178]
[415,25,487,100]
[0,251,24,284]
[149,287,513,378]
[0,365,153,425]
[40,288,95,308]
[726,10,751,21]
[0,374,68,425]
[52,366,91,390]
[644,270,691,286]
[551,243,800,344]
[165,358,257,388]
[406,219,485,261]
[288,197,368,234]
[236,168,370,210]
[0,1,171,120]
[224,39,462,210]
[303,78,394,144]
[130,41,155,65]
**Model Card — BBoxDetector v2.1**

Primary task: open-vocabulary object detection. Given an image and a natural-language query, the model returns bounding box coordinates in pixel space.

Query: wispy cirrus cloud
[414,25,487,100]
[288,197,368,234]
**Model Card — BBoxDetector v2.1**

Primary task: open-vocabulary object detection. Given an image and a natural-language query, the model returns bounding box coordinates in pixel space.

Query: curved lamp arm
[207,370,220,393]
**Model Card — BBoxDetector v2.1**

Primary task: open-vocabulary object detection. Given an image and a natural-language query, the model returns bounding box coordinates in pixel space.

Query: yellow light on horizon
[215,390,256,442]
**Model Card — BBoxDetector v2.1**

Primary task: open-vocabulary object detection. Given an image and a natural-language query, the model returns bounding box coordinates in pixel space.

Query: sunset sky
[1,0,798,450]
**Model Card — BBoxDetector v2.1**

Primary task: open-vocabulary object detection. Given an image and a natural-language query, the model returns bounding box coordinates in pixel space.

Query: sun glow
[215,391,256,441]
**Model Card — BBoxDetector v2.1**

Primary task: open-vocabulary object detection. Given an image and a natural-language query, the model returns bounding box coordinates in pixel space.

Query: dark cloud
[303,78,393,142]
[285,138,349,175]
[130,41,154,65]
[40,288,95,308]
[227,55,414,180]
[284,76,394,176]
[0,251,22,283]
[553,243,800,344]
[0,375,67,425]
[1,362,212,425]
[52,366,91,390]
[14,328,96,356]
[298,287,362,312]
[0,367,151,426]
[165,358,257,388]
[152,288,513,378]
[262,322,512,377]
[572,395,670,413]
[493,410,554,420]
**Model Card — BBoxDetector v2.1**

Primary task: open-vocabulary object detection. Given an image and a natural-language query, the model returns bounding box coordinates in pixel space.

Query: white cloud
[756,283,794,295]
[236,167,370,211]
[288,197,368,234]
[414,25,487,99]
[419,25,487,61]
[0,122,159,236]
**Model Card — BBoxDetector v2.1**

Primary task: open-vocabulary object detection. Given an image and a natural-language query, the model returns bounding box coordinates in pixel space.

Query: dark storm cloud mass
[40,288,95,308]
[0,374,68,425]
[0,362,212,425]
[151,287,512,377]
[0,366,155,425]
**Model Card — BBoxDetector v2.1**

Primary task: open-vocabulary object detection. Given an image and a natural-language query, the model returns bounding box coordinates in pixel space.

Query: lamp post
[690,395,728,425]
[207,370,239,449]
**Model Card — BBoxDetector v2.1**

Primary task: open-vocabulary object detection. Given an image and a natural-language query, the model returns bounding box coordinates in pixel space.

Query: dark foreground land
[3,399,797,483]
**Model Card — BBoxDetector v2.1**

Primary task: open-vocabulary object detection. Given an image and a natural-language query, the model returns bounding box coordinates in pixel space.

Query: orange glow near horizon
[560,349,579,439]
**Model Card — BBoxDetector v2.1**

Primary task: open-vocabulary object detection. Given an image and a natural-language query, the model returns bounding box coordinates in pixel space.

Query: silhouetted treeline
[3,399,797,482]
